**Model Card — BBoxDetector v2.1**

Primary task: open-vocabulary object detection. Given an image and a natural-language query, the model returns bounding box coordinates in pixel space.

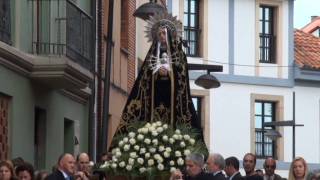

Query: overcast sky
[294,0,320,28]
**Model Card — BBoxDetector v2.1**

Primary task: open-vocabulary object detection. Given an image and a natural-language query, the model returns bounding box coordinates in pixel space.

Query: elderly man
[206,153,227,180]
[46,153,75,180]
[224,156,244,180]
[170,153,211,180]
[243,153,263,180]
[75,153,91,180]
[263,158,282,180]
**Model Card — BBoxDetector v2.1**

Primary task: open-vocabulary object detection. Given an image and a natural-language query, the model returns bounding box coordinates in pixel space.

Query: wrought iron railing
[0,0,11,44]
[259,33,276,63]
[183,27,201,57]
[255,129,275,158]
[32,0,93,71]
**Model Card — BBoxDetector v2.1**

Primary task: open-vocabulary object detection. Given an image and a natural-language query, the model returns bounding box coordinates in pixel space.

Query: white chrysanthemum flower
[137,158,144,165]
[129,138,136,145]
[183,134,190,140]
[123,137,129,143]
[152,139,158,145]
[138,128,142,133]
[149,147,156,153]
[177,158,184,165]
[147,159,154,166]
[130,152,137,158]
[111,148,120,155]
[172,134,179,140]
[139,167,146,173]
[140,148,146,154]
[158,145,165,152]
[156,127,164,133]
[118,140,124,147]
[134,145,140,151]
[162,135,168,141]
[128,132,135,138]
[165,147,172,152]
[145,123,151,128]
[112,156,118,162]
[128,158,135,165]
[170,167,177,173]
[180,141,186,147]
[111,163,117,169]
[123,144,130,151]
[178,134,183,140]
[169,160,175,166]
[156,121,162,126]
[157,157,164,163]
[151,122,157,127]
[157,163,164,171]
[119,161,126,168]
[126,165,132,171]
[137,134,144,140]
[142,128,148,134]
[145,153,151,159]
[99,161,109,168]
[163,151,170,158]
[115,151,122,157]
[175,129,181,134]
[154,154,161,160]
[148,126,155,132]
[169,138,175,144]
[144,138,151,144]
[151,131,158,136]
[163,124,168,129]
[175,151,182,157]
[184,149,191,156]
[189,138,195,145]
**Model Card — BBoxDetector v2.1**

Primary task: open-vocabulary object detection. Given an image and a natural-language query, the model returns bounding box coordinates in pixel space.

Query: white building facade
[167,0,320,171]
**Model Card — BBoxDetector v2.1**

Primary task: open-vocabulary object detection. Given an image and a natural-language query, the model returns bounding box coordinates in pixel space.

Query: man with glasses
[263,158,282,180]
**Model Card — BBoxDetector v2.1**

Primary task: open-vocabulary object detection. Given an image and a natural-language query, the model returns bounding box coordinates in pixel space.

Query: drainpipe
[102,0,114,154]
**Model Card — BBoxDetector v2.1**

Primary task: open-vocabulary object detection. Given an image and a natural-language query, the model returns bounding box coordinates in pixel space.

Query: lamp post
[263,92,304,160]
[188,64,223,89]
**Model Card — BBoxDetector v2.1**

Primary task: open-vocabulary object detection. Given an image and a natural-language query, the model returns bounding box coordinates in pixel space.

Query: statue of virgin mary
[114,12,201,136]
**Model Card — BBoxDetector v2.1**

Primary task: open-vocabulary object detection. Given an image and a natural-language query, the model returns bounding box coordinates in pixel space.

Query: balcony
[31,0,93,71]
[0,0,11,44]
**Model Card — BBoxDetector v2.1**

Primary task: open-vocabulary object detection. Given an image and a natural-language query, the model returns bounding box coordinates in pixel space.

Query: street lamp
[188,64,223,89]
[133,0,166,20]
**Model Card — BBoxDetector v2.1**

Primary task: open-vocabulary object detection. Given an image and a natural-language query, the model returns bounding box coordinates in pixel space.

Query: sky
[294,0,320,28]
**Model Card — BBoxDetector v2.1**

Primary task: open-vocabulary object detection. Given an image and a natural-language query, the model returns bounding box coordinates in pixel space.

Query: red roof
[295,29,320,70]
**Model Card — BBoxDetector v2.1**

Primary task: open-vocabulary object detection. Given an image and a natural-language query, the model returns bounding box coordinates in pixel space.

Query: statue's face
[157,28,167,45]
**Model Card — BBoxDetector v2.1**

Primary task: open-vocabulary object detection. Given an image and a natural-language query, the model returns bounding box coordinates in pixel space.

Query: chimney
[311,16,319,21]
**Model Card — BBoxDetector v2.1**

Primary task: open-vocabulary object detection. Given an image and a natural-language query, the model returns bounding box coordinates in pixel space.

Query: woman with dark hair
[0,160,16,180]
[15,162,34,180]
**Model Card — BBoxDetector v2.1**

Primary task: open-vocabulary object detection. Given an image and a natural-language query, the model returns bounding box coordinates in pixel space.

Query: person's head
[289,157,308,180]
[206,153,225,173]
[264,157,277,176]
[58,153,76,175]
[15,162,34,180]
[224,156,240,177]
[35,171,49,180]
[76,153,90,172]
[157,27,168,46]
[243,153,257,176]
[0,160,14,180]
[185,153,204,177]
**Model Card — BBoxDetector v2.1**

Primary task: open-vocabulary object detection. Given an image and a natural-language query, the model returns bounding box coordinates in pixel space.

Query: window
[183,0,200,56]
[255,101,276,158]
[0,0,11,44]
[259,6,276,63]
[192,96,201,126]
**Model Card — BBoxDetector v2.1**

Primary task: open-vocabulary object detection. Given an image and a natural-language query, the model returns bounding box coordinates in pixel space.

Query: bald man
[263,158,282,180]
[46,153,75,180]
[75,153,90,180]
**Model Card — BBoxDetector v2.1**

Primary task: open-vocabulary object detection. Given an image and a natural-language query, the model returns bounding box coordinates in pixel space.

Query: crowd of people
[169,153,319,180]
[0,152,104,180]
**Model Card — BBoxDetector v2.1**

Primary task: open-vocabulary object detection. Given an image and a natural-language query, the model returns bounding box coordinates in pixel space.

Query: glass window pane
[255,102,262,115]
[265,8,270,20]
[259,7,263,20]
[184,30,188,40]
[184,0,189,12]
[255,116,262,128]
[192,98,198,110]
[190,14,195,27]
[190,31,195,41]
[265,116,272,123]
[265,22,270,34]
[190,0,196,13]
[184,14,189,26]
[190,42,195,55]
[264,103,273,115]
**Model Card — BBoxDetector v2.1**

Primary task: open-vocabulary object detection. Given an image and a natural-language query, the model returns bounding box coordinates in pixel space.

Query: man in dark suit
[206,153,227,180]
[46,153,76,180]
[224,156,244,180]
[263,158,282,180]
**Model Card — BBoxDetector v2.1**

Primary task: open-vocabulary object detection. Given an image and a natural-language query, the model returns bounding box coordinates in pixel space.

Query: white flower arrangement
[100,121,208,179]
